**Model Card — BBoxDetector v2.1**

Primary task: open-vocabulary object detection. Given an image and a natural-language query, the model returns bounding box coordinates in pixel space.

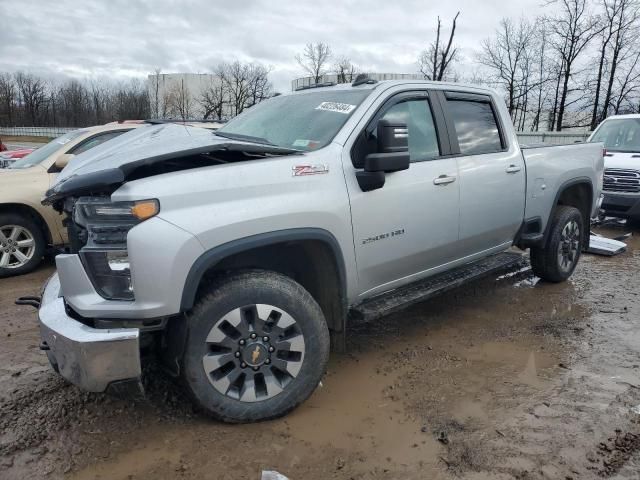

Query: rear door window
[446,98,504,155]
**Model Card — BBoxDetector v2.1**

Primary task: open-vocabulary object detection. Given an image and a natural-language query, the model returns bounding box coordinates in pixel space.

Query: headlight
[74,197,159,301]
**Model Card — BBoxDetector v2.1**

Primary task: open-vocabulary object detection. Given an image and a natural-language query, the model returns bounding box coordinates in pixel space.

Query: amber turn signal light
[131,199,159,220]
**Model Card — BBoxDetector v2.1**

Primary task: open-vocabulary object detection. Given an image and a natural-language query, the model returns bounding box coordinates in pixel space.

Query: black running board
[351,252,526,322]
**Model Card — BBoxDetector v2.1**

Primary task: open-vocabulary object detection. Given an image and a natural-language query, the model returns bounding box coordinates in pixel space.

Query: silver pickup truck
[36,77,604,423]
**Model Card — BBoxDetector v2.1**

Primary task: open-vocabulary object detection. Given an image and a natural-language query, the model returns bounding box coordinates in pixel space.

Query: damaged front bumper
[38,273,143,394]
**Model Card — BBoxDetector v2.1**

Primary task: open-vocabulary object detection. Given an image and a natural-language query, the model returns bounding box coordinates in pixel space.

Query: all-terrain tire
[182,270,330,423]
[530,206,583,283]
[0,213,46,278]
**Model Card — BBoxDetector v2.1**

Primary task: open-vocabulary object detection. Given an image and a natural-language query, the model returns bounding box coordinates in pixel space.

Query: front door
[344,90,461,299]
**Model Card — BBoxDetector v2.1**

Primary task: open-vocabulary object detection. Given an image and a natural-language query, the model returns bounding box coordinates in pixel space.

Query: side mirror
[54,153,75,170]
[356,120,410,192]
[376,119,409,153]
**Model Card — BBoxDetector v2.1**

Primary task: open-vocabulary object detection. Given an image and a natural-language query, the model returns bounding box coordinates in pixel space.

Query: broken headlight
[73,197,159,301]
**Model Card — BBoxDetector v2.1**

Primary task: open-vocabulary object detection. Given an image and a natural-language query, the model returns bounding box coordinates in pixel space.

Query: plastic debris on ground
[588,232,628,256]
[261,471,289,480]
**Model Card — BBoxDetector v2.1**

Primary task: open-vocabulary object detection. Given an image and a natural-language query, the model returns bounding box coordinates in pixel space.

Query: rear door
[345,89,461,298]
[439,91,525,257]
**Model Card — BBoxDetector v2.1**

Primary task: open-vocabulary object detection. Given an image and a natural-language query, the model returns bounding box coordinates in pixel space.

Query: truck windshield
[591,118,640,153]
[9,129,86,169]
[217,89,372,151]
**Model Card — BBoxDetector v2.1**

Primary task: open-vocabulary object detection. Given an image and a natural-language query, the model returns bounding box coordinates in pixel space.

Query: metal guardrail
[516,131,591,145]
[0,126,76,137]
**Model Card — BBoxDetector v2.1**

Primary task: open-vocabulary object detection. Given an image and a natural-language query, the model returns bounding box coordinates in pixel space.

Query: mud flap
[160,315,189,377]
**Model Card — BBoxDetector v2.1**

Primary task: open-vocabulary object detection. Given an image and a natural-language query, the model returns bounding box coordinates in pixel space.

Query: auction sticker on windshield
[315,102,356,114]
[292,139,320,149]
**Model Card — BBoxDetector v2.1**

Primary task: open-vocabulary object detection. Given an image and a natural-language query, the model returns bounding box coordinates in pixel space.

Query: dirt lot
[1,226,639,480]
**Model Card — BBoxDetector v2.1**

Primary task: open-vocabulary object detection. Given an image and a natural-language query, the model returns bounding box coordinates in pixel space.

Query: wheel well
[0,203,53,245]
[190,239,346,336]
[554,182,592,246]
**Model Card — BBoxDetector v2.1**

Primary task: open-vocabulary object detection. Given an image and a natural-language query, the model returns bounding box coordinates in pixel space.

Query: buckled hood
[44,123,300,204]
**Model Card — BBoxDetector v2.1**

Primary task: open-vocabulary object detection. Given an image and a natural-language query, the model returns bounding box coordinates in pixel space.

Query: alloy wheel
[202,304,306,402]
[0,225,36,269]
[557,219,580,273]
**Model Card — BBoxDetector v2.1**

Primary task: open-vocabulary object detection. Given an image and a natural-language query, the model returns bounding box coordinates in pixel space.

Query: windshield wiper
[214,131,277,146]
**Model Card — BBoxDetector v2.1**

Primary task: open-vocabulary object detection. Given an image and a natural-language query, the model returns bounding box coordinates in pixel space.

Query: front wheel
[530,206,583,283]
[0,213,46,278]
[182,270,330,423]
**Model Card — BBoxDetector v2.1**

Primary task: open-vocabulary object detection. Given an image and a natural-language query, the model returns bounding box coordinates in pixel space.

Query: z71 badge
[292,164,329,176]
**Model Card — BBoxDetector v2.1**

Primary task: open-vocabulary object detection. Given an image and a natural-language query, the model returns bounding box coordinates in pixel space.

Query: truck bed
[520,142,604,232]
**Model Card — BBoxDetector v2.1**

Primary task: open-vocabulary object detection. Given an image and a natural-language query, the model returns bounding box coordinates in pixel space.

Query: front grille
[603,168,640,193]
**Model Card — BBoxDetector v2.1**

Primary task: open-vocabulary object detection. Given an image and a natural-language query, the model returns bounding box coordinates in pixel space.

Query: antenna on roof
[352,74,377,87]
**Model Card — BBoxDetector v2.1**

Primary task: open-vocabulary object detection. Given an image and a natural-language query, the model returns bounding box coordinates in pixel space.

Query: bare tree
[611,49,640,113]
[149,68,163,118]
[217,61,250,117]
[418,12,460,81]
[478,17,535,121]
[530,20,554,131]
[199,76,226,120]
[334,57,359,83]
[599,0,640,121]
[166,78,193,120]
[246,64,272,108]
[296,43,332,83]
[0,73,16,124]
[548,0,604,130]
[15,72,47,126]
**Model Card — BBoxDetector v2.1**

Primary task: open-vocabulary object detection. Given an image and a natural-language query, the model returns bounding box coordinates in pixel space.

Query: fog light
[81,250,134,300]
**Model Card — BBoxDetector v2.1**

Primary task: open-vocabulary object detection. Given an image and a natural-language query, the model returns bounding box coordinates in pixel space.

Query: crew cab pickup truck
[36,77,604,423]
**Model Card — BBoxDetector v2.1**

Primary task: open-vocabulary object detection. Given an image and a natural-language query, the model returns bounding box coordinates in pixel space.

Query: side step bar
[351,252,526,322]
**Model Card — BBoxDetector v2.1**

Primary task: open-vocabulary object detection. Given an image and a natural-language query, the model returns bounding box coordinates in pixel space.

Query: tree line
[0,72,150,127]
[1,0,639,131]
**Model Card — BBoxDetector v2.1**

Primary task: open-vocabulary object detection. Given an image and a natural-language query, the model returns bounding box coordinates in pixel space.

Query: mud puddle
[1,227,640,479]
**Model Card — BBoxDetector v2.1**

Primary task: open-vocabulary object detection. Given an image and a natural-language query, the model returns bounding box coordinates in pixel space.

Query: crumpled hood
[46,123,300,204]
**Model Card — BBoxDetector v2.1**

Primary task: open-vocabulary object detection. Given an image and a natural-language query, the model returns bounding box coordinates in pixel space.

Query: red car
[1,148,35,159]
[0,141,35,168]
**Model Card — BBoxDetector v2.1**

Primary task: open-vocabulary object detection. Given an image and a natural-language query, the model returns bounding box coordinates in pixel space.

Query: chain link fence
[0,126,77,138]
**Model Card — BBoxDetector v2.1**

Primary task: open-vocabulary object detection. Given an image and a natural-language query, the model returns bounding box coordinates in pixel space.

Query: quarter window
[447,100,503,155]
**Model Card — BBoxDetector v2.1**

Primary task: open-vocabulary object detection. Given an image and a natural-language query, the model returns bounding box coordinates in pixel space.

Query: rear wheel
[0,213,46,278]
[530,206,583,283]
[182,270,330,423]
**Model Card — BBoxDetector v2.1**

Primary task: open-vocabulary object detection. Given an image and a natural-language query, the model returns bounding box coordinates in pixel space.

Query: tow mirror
[356,120,410,192]
[54,153,75,170]
[377,119,409,153]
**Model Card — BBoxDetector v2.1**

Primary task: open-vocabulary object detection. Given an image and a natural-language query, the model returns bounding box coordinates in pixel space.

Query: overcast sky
[0,0,551,92]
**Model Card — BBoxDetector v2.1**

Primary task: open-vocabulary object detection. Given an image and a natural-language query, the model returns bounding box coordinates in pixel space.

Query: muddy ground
[1,226,639,480]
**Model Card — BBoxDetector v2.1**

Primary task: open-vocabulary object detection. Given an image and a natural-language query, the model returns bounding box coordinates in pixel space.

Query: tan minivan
[0,123,143,277]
